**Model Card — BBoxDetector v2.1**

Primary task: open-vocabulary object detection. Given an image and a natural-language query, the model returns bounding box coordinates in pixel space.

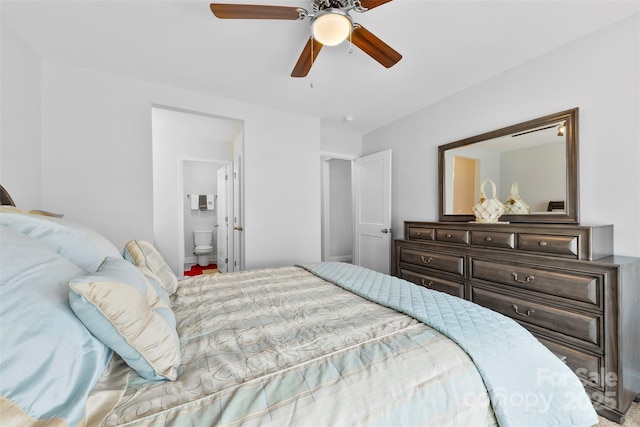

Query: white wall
[500,143,566,212]
[0,23,41,209]
[362,15,640,257]
[52,61,320,269]
[321,128,361,157]
[1,23,322,269]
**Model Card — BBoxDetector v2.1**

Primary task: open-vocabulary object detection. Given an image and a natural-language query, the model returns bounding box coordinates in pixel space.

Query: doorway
[321,157,354,263]
[452,156,478,214]
[321,149,392,274]
[151,106,243,277]
[182,159,228,274]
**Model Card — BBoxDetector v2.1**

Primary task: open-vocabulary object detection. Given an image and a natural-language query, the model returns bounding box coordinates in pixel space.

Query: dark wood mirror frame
[438,108,579,224]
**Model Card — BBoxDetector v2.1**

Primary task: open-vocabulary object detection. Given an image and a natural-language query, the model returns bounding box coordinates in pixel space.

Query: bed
[0,208,599,427]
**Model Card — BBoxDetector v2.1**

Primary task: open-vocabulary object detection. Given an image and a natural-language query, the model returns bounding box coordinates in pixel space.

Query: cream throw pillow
[123,240,178,296]
[69,257,181,381]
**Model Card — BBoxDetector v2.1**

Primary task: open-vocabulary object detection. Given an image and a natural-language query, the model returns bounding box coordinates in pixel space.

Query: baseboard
[328,255,352,263]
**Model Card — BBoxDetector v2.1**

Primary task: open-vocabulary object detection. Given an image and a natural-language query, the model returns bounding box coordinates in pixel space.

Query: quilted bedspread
[302,262,599,427]
[101,266,497,426]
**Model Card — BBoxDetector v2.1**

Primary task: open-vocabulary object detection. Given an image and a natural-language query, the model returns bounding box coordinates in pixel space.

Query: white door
[216,166,229,273]
[233,155,244,271]
[353,149,392,274]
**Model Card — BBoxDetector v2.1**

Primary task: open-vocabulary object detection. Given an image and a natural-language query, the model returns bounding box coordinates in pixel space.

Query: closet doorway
[321,150,393,274]
[321,156,354,263]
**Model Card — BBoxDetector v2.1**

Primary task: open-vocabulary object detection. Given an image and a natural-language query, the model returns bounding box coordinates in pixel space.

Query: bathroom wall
[183,160,223,267]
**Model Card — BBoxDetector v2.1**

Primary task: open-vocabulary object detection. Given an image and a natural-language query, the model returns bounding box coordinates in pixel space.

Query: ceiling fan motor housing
[313,0,352,13]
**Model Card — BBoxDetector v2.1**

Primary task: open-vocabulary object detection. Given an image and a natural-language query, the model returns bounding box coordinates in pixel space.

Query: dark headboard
[0,185,16,206]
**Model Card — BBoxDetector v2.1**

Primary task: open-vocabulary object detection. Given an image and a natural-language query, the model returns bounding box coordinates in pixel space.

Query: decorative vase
[472,179,505,223]
[503,181,530,215]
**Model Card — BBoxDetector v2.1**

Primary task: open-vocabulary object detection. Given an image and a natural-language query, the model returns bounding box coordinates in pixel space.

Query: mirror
[438,108,578,223]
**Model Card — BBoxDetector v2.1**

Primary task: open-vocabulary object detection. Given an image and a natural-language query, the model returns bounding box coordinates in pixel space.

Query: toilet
[193,230,213,267]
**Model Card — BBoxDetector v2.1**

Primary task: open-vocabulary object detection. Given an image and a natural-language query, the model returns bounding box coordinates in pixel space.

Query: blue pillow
[0,212,121,272]
[69,257,181,381]
[0,226,112,425]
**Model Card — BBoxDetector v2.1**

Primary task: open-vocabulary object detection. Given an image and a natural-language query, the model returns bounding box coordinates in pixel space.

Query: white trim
[151,103,240,123]
[328,255,352,263]
[321,159,331,261]
[177,158,185,278]
[320,151,359,161]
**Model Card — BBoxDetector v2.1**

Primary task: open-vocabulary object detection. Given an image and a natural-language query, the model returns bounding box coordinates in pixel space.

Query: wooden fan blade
[351,25,402,68]
[291,38,323,78]
[210,4,304,20]
[359,0,393,10]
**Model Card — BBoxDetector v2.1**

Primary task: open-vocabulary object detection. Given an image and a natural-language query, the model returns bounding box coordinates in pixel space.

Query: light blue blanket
[302,262,599,427]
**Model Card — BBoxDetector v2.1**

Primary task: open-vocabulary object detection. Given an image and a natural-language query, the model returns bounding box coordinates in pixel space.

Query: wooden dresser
[392,221,640,423]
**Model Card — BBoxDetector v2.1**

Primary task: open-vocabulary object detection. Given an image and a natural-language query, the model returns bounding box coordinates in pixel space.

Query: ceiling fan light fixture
[311,9,352,46]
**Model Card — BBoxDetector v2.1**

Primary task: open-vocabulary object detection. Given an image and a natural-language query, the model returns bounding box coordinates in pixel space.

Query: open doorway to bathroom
[182,160,225,276]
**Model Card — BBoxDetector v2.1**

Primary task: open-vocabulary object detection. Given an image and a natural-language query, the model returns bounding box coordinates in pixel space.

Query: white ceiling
[2,0,638,135]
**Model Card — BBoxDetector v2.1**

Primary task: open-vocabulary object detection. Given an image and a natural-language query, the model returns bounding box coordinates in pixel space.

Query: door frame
[232,154,245,271]
[216,164,232,273]
[178,157,232,276]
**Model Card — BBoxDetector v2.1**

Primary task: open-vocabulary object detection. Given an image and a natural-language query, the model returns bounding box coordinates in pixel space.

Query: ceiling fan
[209,0,402,77]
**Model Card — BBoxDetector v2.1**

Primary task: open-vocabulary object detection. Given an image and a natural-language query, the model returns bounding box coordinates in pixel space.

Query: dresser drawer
[470,286,602,347]
[536,335,605,390]
[400,269,465,298]
[399,248,464,276]
[470,258,602,308]
[518,233,579,258]
[435,229,469,244]
[407,226,434,241]
[471,230,515,249]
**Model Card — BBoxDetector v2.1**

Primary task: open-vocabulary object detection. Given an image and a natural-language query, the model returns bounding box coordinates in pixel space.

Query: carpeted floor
[597,401,640,427]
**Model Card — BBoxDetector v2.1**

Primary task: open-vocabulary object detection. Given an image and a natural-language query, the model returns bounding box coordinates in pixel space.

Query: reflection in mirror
[445,123,566,214]
[438,108,578,224]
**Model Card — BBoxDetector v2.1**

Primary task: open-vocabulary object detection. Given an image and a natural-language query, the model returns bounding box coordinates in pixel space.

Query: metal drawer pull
[446,234,452,238]
[420,256,434,264]
[539,240,548,246]
[420,279,434,287]
[512,272,535,283]
[512,304,535,317]
[485,236,492,242]
[416,232,422,235]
